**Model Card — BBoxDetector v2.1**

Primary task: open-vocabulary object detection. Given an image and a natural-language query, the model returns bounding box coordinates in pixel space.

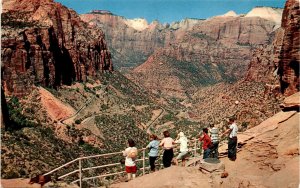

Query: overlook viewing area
[43,139,206,188]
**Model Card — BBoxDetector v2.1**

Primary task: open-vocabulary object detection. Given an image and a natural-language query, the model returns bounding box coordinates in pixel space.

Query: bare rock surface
[111,166,212,188]
[280,92,300,110]
[219,111,299,188]
[198,159,225,174]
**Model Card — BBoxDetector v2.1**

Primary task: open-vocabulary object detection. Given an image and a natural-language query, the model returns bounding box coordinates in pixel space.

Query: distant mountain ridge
[86,6,283,30]
[80,6,282,71]
[127,14,281,99]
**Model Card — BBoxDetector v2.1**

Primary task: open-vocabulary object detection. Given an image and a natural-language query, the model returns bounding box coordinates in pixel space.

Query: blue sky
[56,0,286,23]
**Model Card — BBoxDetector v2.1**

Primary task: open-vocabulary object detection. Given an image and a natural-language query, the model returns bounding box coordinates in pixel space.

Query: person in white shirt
[159,130,175,168]
[123,139,138,181]
[221,117,238,161]
[173,132,189,166]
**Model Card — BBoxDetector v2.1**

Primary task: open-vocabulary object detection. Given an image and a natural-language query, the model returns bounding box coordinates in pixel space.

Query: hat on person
[179,132,185,137]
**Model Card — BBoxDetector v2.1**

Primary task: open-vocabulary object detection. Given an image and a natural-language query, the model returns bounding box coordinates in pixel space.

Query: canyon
[0,0,299,187]
[80,7,282,71]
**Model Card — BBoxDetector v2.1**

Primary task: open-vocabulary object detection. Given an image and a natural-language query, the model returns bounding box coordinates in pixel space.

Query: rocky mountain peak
[245,6,283,28]
[148,20,165,30]
[89,10,113,15]
[169,18,203,30]
[221,10,238,17]
[124,18,149,31]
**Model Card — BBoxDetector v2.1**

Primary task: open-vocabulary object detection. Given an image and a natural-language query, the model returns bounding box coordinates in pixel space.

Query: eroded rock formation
[80,12,171,69]
[1,0,113,97]
[81,8,281,70]
[128,16,280,99]
[277,0,300,96]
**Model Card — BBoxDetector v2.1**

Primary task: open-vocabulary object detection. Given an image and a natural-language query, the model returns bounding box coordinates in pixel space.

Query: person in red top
[199,128,212,159]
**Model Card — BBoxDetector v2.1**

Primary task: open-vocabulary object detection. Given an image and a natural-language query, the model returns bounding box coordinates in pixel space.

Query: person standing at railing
[209,124,219,159]
[199,128,212,159]
[173,132,189,166]
[146,134,160,172]
[159,130,175,168]
[122,139,138,182]
[221,117,238,161]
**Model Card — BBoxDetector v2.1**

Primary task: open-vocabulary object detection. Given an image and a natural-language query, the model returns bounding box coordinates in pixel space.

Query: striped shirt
[209,127,219,143]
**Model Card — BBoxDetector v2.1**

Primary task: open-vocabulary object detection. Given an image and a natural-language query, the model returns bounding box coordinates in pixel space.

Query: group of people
[122,117,238,181]
[199,117,238,161]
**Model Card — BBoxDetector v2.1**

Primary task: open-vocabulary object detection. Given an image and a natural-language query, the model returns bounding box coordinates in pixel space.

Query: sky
[56,0,286,23]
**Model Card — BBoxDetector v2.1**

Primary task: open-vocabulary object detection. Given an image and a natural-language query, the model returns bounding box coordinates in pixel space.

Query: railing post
[142,149,145,175]
[79,158,82,188]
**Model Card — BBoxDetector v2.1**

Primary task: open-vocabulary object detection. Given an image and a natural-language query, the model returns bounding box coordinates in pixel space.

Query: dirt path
[146,107,165,135]
[62,95,96,125]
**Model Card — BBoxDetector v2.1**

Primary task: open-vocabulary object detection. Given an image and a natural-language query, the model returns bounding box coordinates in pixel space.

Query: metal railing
[44,139,202,187]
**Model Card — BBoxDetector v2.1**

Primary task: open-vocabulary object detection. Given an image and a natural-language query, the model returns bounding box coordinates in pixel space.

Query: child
[146,134,159,172]
[199,128,212,159]
[174,132,189,166]
[159,130,175,168]
[123,139,138,181]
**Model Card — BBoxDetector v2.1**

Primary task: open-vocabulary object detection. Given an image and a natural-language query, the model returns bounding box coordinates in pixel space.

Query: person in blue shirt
[146,134,160,172]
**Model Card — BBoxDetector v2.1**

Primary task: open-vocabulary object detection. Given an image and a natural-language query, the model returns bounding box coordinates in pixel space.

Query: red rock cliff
[1,0,113,97]
[278,0,300,96]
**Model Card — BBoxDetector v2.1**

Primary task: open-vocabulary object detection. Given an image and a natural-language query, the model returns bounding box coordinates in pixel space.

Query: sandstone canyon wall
[277,0,299,96]
[1,0,113,97]
[80,11,204,70]
[81,9,282,72]
[245,0,300,97]
[127,13,281,99]
[245,28,284,84]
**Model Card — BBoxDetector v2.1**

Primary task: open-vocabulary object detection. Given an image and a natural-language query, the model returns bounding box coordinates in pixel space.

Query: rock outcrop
[280,92,300,111]
[1,0,113,97]
[277,0,300,96]
[249,0,300,97]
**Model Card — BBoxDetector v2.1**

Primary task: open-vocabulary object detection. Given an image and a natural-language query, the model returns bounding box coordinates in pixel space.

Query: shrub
[7,96,36,131]
[4,170,19,179]
[75,119,81,124]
